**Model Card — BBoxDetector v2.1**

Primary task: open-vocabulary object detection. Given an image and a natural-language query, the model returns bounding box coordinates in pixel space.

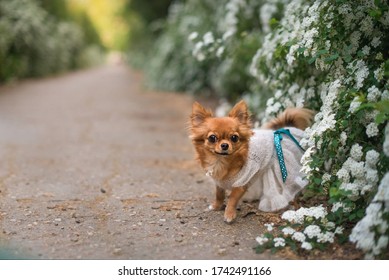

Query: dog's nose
[221,143,229,151]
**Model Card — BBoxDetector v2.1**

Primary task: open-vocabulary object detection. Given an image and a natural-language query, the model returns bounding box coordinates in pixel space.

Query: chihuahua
[189,100,313,223]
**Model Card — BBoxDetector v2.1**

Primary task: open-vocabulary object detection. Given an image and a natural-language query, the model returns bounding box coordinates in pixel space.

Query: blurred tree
[126,0,174,68]
[71,0,132,51]
[37,0,69,20]
[37,0,102,47]
[128,0,173,27]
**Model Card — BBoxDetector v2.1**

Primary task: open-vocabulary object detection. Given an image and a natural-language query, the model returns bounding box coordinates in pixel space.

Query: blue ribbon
[274,128,305,183]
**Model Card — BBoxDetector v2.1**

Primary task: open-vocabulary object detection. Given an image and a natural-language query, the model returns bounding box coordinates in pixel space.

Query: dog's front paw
[223,208,237,224]
[208,201,225,211]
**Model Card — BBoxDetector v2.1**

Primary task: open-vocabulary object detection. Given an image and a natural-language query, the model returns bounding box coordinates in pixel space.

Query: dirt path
[0,64,278,260]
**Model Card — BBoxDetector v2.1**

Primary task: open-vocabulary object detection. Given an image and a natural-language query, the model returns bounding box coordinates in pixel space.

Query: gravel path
[0,64,274,260]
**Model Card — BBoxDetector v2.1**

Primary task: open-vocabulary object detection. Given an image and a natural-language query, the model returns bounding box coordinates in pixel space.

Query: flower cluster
[146,0,282,100]
[189,31,225,61]
[256,205,344,253]
[349,173,389,259]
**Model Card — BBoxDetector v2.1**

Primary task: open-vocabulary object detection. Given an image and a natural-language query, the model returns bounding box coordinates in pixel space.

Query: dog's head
[189,100,253,171]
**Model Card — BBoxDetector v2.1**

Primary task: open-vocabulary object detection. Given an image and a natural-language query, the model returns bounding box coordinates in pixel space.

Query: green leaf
[369,9,382,19]
[376,112,387,124]
[374,100,389,124]
[314,177,322,185]
[269,18,279,29]
[344,54,352,63]
[324,53,339,63]
[255,245,266,254]
[308,56,317,64]
[357,208,366,218]
[316,49,329,56]
[330,187,339,197]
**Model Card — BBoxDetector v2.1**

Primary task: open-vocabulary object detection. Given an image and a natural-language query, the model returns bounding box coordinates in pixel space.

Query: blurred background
[0,0,272,111]
[0,0,172,82]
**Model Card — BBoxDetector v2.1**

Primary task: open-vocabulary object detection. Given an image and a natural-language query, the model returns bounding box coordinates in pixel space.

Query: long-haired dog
[189,100,313,223]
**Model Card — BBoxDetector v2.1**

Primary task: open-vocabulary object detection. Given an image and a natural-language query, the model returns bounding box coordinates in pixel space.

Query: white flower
[374,236,389,255]
[301,242,312,250]
[340,182,360,199]
[371,36,381,48]
[331,202,343,212]
[302,28,318,49]
[306,205,327,219]
[292,232,306,243]
[256,235,269,245]
[350,172,389,257]
[361,184,373,195]
[382,90,389,100]
[361,45,370,56]
[216,46,225,57]
[260,3,278,33]
[288,83,300,95]
[331,202,352,213]
[350,144,363,161]
[203,32,214,45]
[322,173,331,184]
[286,45,299,65]
[281,210,298,223]
[342,157,357,171]
[274,237,286,247]
[317,231,335,243]
[374,67,384,82]
[350,161,365,179]
[367,86,381,102]
[348,97,361,113]
[322,79,341,111]
[335,226,344,235]
[350,31,361,52]
[360,16,374,35]
[282,227,296,236]
[340,132,347,146]
[366,168,378,185]
[188,32,198,41]
[353,60,369,89]
[375,172,389,209]
[366,123,379,138]
[350,218,376,252]
[264,223,274,232]
[304,225,322,239]
[336,168,350,183]
[325,222,335,230]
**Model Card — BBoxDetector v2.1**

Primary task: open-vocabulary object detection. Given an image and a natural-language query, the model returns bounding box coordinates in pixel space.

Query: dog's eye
[208,135,217,143]
[231,135,239,143]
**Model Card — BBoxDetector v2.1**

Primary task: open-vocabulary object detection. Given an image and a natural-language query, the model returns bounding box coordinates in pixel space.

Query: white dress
[211,127,307,212]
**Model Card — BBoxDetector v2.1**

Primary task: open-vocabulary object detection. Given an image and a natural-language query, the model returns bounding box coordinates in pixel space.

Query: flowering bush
[145,0,389,258]
[249,0,389,258]
[145,0,275,99]
[0,0,103,82]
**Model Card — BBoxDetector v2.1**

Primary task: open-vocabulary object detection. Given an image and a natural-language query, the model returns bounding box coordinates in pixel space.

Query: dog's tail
[262,108,315,130]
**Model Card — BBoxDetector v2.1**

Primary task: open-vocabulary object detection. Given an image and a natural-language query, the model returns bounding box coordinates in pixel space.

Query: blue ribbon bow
[274,128,305,183]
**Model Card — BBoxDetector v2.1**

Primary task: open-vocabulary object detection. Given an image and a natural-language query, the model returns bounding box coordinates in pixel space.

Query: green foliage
[141,0,284,101]
[0,0,104,82]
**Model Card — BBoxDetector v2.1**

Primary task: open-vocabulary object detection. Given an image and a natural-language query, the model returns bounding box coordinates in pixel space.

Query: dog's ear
[191,102,213,126]
[229,100,250,124]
